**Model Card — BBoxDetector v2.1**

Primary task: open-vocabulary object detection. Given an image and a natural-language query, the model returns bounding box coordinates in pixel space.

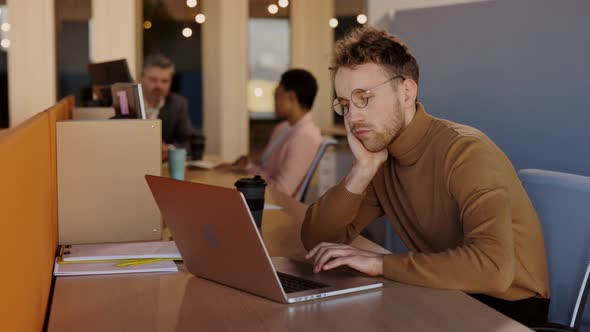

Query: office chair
[518,169,590,332]
[295,137,338,202]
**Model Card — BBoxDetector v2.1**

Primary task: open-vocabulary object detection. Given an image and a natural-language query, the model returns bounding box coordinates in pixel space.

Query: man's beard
[357,102,405,152]
[359,129,397,152]
[151,89,164,98]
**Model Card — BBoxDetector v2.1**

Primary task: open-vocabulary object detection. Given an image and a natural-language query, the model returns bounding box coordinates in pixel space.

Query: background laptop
[145,175,383,303]
[88,59,133,86]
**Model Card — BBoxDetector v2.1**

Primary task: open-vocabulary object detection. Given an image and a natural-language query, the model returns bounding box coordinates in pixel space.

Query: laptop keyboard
[277,272,328,293]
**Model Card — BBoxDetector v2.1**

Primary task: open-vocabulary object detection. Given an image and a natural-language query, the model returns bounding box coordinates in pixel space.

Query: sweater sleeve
[301,178,385,250]
[383,138,516,294]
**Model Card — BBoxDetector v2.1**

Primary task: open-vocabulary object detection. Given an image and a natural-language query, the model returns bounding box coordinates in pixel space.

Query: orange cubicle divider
[0,97,73,332]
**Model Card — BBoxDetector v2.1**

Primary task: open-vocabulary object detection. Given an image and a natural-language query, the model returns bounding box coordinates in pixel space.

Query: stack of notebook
[54,241,182,276]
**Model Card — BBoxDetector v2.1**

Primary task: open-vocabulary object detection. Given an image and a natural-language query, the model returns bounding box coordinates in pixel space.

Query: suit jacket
[158,92,195,148]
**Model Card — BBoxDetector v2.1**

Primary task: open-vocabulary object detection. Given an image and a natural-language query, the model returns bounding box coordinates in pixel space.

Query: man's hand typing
[305,242,384,277]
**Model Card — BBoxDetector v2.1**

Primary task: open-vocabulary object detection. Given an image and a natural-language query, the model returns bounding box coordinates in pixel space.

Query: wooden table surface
[47,167,531,332]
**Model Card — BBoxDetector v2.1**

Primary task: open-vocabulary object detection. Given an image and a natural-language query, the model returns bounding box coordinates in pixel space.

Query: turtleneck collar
[387,102,433,165]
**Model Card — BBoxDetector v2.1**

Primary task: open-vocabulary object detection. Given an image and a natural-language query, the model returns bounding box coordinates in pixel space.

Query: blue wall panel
[388,0,590,175]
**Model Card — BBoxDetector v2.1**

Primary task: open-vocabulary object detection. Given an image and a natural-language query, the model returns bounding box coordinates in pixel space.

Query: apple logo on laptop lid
[200,224,220,248]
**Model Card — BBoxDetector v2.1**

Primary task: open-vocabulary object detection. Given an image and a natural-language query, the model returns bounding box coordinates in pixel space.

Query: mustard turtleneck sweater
[301,103,549,301]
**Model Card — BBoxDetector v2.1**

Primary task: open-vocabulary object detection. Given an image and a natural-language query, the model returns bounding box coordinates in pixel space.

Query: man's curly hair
[331,26,419,85]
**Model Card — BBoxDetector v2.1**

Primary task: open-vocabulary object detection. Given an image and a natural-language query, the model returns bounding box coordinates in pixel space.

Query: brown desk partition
[0,97,73,332]
[56,119,162,244]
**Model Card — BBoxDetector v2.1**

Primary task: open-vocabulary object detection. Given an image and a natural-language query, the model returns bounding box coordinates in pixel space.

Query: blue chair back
[518,169,590,329]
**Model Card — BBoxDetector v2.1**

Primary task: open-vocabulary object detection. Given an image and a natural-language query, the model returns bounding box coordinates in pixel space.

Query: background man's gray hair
[142,54,175,74]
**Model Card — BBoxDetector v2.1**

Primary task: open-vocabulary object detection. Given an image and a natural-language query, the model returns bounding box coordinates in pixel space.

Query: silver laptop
[145,175,383,303]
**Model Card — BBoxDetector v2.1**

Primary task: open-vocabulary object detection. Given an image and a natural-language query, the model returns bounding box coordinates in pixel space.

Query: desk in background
[320,125,346,137]
[47,168,531,331]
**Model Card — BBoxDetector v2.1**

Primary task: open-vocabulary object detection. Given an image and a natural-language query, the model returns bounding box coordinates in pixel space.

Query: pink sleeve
[264,128,321,196]
[258,121,289,164]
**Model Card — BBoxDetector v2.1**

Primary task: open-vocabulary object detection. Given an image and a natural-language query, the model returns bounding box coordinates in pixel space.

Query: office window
[248,0,290,119]
[55,0,92,106]
[0,1,8,128]
[143,0,203,129]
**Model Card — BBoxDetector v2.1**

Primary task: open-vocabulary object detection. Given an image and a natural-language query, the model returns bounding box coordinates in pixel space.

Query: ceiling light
[268,4,279,15]
[195,14,206,24]
[186,0,197,8]
[356,14,368,24]
[329,18,338,28]
[182,27,193,38]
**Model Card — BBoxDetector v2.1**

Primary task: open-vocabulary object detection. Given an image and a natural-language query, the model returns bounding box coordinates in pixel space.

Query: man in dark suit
[140,54,196,159]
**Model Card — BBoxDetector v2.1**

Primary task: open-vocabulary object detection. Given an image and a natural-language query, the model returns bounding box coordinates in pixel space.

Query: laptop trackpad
[271,257,379,288]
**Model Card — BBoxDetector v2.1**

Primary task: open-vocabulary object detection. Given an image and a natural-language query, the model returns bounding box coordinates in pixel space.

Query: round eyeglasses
[332,75,405,116]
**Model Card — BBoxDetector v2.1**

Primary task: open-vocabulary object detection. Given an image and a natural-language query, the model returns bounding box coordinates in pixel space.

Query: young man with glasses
[302,27,550,326]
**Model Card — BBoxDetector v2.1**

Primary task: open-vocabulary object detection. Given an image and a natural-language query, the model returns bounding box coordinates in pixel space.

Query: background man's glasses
[332,75,404,116]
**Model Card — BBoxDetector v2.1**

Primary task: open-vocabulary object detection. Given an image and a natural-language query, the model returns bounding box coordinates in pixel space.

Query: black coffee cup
[234,175,267,229]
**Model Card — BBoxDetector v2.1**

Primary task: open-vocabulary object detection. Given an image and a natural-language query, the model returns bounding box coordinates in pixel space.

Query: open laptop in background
[87,59,135,109]
[145,175,383,304]
[88,59,134,86]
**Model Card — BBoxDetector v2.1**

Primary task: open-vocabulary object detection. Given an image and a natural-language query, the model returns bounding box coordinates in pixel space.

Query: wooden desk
[47,169,531,331]
[184,166,246,190]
